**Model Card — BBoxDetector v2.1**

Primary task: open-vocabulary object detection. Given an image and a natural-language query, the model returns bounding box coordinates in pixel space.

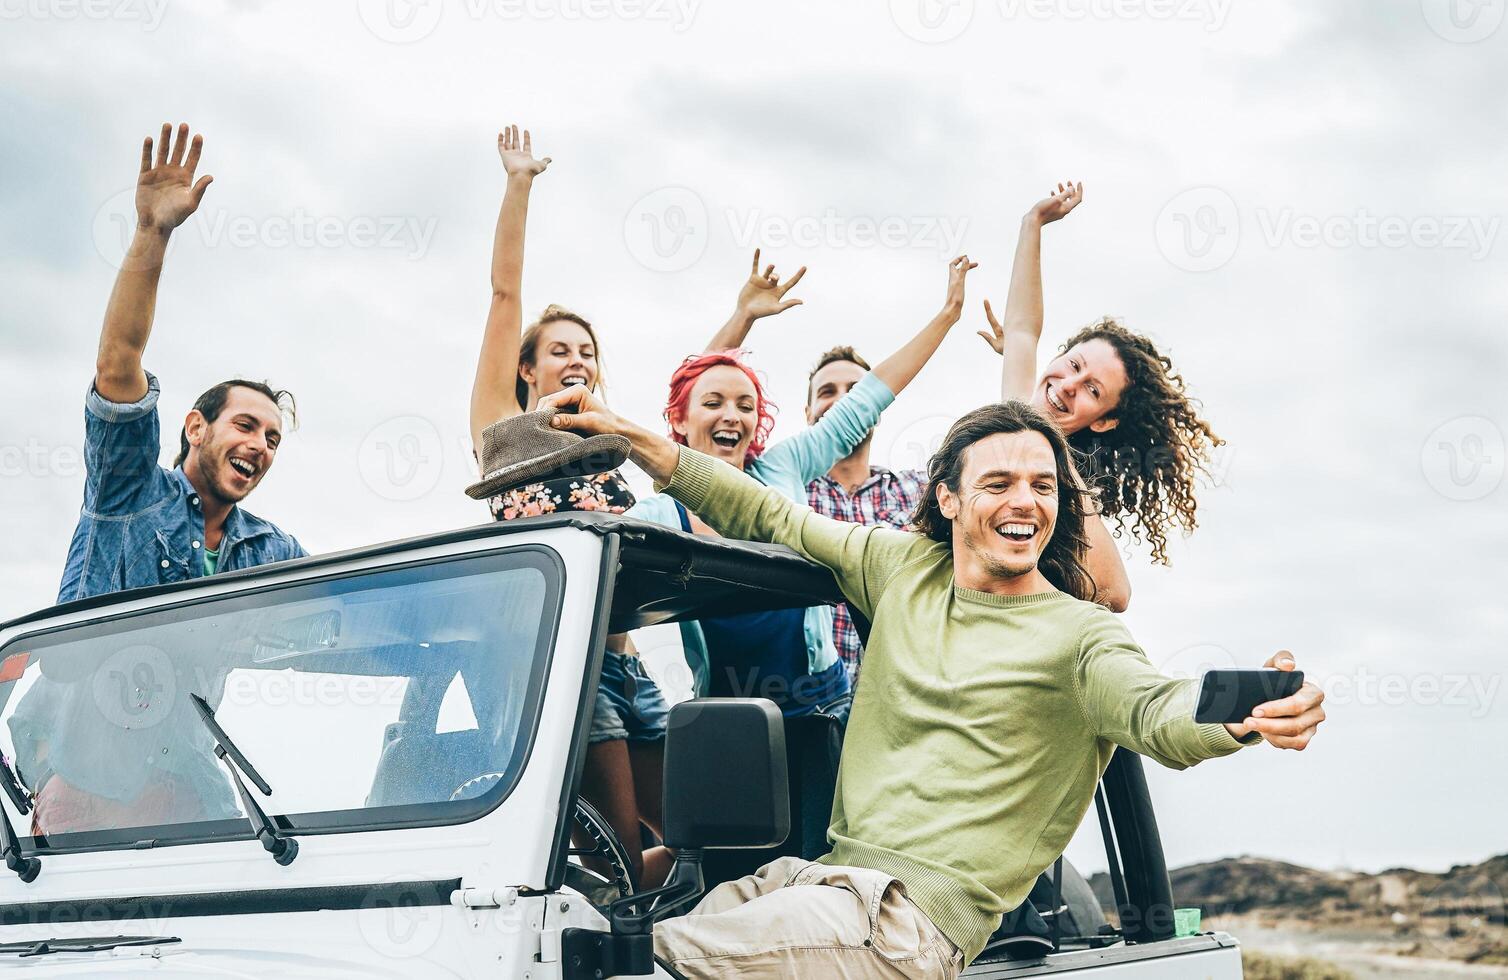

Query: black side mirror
[662,698,789,850]
[562,699,790,979]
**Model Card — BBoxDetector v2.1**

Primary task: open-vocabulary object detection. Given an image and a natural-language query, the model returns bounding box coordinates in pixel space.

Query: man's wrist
[622,419,680,485]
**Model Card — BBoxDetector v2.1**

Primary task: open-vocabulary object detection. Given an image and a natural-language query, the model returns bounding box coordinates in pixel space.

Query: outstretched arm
[96,123,214,404]
[705,248,806,351]
[470,124,552,453]
[541,384,928,615]
[869,254,977,396]
[978,181,1083,402]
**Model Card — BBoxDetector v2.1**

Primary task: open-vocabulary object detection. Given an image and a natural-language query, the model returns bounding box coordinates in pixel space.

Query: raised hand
[136,123,213,233]
[735,248,806,320]
[1026,180,1084,226]
[941,254,978,319]
[498,124,551,179]
[978,298,1005,354]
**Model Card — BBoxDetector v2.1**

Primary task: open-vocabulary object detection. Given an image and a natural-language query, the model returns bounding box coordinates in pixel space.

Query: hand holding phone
[1194,650,1327,751]
[1194,668,1306,724]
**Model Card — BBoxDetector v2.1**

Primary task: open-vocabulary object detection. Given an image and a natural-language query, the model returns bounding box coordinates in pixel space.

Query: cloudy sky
[2,0,1505,877]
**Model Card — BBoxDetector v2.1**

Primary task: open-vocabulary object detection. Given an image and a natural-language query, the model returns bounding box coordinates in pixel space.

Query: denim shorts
[590,651,670,744]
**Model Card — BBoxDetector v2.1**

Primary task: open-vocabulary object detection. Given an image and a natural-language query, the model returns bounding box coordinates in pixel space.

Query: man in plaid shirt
[804,346,927,685]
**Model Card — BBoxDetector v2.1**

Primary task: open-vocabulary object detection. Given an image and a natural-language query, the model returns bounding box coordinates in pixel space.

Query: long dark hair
[910,400,1097,601]
[1061,318,1223,564]
[174,380,298,467]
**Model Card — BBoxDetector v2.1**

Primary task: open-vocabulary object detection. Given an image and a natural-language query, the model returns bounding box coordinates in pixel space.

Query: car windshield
[0,548,561,850]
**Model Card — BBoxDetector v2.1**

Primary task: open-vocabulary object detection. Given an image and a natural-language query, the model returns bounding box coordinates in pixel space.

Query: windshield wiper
[189,693,299,866]
[0,754,38,883]
[1,935,181,958]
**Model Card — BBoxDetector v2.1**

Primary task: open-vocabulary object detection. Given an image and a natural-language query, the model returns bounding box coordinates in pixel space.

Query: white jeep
[0,514,1244,977]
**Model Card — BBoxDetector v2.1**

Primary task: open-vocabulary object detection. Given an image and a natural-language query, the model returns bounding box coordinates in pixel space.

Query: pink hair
[663,350,778,466]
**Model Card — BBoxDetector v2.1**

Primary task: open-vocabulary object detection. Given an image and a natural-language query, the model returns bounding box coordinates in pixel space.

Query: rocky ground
[1090,853,1508,977]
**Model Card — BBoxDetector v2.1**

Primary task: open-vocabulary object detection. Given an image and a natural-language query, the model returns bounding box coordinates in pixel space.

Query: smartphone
[1193,668,1305,724]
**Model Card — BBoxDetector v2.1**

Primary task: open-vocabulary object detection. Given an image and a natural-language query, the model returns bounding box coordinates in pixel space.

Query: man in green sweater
[543,387,1327,979]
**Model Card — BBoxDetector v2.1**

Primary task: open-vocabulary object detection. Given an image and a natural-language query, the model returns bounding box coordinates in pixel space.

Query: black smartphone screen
[1193,669,1306,724]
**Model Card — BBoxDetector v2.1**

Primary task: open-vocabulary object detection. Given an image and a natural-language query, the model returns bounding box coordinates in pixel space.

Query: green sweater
[661,448,1252,963]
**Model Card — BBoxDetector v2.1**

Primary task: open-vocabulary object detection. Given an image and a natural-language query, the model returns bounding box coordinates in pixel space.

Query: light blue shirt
[629,371,896,696]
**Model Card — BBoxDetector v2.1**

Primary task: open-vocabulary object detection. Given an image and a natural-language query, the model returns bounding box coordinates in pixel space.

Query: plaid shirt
[806,466,927,683]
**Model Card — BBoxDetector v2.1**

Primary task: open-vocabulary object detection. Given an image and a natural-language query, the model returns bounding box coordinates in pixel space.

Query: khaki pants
[654,856,964,979]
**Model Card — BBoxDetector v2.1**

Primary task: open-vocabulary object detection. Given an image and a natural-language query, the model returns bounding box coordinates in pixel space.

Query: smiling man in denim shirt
[15,124,305,836]
[57,123,304,605]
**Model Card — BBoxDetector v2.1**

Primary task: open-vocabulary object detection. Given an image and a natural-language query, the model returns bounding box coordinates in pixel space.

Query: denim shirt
[56,371,306,604]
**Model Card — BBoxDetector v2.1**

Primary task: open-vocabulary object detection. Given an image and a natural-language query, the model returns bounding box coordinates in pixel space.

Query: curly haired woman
[979,182,1224,593]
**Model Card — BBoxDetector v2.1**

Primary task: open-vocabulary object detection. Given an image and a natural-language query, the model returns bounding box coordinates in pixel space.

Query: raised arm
[469,124,552,452]
[869,254,977,396]
[978,181,1083,402]
[704,249,806,351]
[95,123,214,404]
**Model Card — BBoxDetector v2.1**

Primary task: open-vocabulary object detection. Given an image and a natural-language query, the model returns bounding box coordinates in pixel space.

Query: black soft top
[3,513,848,634]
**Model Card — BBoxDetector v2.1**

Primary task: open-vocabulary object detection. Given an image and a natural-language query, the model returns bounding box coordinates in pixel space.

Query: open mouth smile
[995,521,1037,543]
[710,429,743,450]
[1045,385,1068,414]
[229,456,257,480]
[560,375,589,388]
